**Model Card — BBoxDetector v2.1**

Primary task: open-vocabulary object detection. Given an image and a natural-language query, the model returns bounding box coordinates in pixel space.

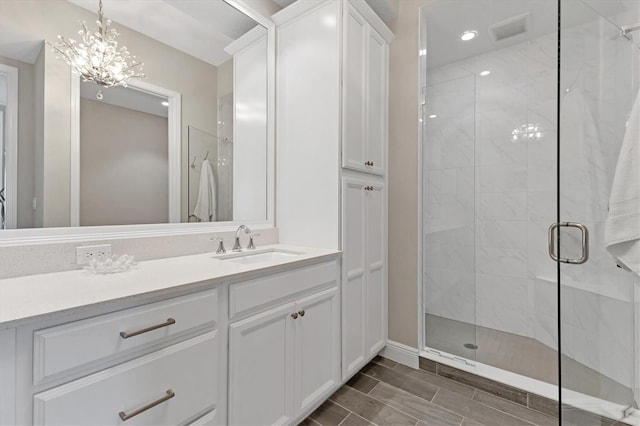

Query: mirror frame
[0,0,275,246]
[70,78,182,226]
[0,63,19,229]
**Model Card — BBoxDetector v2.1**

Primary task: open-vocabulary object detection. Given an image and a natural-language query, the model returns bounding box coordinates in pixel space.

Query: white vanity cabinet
[227,261,340,425]
[6,288,224,426]
[341,178,386,378]
[342,2,388,176]
[0,329,17,426]
[1,249,342,426]
[275,0,392,383]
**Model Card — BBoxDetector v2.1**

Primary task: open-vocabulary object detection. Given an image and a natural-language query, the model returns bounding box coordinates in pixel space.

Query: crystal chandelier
[48,0,144,88]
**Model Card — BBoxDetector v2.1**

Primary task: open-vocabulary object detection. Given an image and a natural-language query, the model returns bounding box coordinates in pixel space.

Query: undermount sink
[215,249,303,265]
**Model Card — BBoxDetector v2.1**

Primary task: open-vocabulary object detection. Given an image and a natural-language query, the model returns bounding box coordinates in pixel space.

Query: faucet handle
[211,237,226,254]
[247,233,260,250]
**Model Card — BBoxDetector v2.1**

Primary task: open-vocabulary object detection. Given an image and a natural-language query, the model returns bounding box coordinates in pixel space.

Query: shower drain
[463,343,478,350]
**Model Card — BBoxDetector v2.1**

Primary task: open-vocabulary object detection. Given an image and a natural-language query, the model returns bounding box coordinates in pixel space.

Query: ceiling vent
[488,12,531,42]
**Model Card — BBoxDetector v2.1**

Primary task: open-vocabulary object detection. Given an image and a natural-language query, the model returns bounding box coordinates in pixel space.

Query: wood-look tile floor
[300,356,562,426]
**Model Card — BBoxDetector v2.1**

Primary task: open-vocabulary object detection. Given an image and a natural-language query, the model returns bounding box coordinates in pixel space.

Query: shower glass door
[559,0,639,422]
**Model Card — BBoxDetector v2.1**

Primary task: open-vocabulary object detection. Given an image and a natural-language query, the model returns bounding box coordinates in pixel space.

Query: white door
[342,3,368,173]
[365,182,386,355]
[341,178,367,379]
[365,28,387,176]
[228,303,295,426]
[294,287,340,416]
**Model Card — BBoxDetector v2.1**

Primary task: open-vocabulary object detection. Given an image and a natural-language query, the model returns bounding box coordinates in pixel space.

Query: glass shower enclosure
[419,0,639,423]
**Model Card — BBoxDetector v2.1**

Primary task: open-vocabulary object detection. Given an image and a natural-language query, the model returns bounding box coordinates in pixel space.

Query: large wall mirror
[0,0,273,238]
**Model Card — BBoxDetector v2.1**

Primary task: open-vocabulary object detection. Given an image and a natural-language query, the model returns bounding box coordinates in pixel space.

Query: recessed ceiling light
[479,70,491,76]
[161,101,169,107]
[460,30,478,41]
[429,114,437,119]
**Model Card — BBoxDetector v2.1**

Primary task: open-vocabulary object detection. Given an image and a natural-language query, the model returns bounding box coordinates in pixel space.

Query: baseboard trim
[380,340,419,369]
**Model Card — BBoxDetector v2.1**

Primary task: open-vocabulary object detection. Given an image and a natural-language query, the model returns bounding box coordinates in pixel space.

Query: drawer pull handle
[298,310,305,317]
[291,312,299,319]
[119,389,175,421]
[119,318,176,339]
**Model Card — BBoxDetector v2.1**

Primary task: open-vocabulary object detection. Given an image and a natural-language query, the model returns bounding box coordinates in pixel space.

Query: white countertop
[0,244,340,328]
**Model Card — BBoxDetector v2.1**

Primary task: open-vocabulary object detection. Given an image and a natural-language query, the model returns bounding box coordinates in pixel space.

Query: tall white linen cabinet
[274,0,393,381]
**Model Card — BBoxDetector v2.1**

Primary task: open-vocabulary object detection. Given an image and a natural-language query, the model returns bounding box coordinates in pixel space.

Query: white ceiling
[80,81,169,118]
[273,0,398,22]
[422,0,640,69]
[0,26,44,64]
[422,0,558,69]
[67,0,261,66]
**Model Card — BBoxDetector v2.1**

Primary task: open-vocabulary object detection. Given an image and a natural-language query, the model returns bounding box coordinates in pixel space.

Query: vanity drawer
[33,332,218,426]
[229,260,338,319]
[33,289,218,384]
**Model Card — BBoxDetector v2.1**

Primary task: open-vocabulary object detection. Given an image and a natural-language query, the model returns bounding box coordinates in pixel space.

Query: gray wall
[79,99,168,226]
[386,0,431,348]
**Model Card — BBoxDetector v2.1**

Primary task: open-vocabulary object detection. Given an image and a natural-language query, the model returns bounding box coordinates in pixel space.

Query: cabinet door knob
[291,312,299,319]
[298,310,305,317]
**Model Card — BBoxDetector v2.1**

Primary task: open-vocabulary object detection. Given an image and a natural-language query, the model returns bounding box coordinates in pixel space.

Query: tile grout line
[335,409,352,426]
[346,381,422,424]
[360,358,558,425]
[367,381,381,395]
[363,380,472,426]
[475,390,558,423]
[431,386,441,403]
[415,375,541,426]
[326,396,358,421]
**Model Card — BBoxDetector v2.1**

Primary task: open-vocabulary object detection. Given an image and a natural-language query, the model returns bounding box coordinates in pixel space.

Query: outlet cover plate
[76,244,112,265]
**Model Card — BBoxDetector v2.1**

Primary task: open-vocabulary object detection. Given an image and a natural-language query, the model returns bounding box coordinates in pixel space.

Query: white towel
[193,159,217,222]
[605,90,640,276]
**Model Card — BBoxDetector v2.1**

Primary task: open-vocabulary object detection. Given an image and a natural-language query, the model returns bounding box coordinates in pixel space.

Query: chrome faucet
[233,225,251,251]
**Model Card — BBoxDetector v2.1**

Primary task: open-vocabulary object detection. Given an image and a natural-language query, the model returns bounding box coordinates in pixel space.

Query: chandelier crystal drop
[48,0,144,88]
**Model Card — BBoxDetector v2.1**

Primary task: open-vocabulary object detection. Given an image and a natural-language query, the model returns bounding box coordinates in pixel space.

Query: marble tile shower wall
[423,17,638,389]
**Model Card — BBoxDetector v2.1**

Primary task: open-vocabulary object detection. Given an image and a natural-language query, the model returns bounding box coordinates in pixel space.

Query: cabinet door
[341,178,367,379]
[365,183,387,356]
[0,329,16,426]
[294,287,340,416]
[342,3,368,173]
[366,28,387,176]
[228,303,295,426]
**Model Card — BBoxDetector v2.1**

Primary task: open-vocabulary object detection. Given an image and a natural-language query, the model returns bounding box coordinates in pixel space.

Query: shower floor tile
[424,314,634,407]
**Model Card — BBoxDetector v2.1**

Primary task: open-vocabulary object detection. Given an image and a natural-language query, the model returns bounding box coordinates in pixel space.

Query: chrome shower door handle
[548,222,589,264]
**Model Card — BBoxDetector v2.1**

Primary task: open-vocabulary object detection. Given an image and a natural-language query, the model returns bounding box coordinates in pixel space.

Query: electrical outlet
[76,244,112,265]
